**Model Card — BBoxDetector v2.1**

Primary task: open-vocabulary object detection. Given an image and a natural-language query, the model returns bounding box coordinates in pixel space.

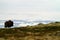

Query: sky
[0,0,60,21]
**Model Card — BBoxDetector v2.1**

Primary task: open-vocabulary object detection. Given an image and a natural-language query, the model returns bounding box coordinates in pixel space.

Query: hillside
[0,22,60,40]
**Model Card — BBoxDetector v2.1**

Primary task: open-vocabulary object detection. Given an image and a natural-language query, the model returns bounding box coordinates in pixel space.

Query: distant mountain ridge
[0,20,55,28]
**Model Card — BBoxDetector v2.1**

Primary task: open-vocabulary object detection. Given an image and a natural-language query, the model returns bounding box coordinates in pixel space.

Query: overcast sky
[0,0,60,21]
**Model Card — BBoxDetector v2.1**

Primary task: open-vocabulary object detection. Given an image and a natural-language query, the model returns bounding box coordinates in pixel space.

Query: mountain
[0,19,55,28]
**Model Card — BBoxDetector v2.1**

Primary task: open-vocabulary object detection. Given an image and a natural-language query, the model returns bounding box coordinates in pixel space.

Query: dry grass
[0,22,60,40]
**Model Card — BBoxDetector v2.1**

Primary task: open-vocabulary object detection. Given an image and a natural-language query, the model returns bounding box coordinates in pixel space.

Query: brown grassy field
[0,22,60,40]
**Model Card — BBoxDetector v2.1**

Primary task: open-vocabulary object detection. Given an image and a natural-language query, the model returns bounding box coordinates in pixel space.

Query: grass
[0,22,60,40]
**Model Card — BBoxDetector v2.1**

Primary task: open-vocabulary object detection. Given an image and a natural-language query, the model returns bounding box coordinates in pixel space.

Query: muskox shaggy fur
[4,20,14,28]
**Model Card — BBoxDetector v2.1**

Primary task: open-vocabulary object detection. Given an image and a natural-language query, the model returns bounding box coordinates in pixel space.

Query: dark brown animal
[4,20,14,28]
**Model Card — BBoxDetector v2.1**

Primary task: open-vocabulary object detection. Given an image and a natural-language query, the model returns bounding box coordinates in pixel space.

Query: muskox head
[4,20,14,28]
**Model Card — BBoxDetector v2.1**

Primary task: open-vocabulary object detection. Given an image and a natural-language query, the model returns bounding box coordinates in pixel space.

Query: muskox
[4,20,14,28]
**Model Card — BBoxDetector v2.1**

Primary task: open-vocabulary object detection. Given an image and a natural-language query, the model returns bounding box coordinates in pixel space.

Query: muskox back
[4,20,14,28]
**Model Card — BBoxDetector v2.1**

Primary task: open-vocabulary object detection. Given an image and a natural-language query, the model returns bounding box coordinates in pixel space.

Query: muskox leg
[5,25,7,28]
